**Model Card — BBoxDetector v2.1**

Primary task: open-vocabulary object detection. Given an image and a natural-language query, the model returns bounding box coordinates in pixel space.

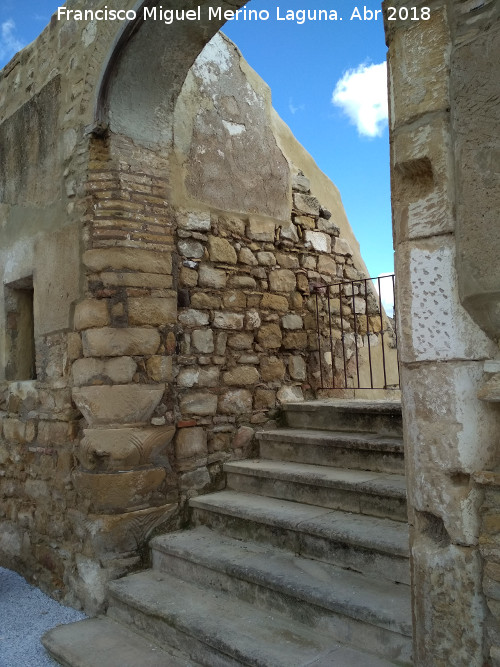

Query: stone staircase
[43,399,412,666]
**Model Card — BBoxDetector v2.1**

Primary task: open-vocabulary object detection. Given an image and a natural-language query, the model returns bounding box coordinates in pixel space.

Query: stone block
[2,418,26,443]
[219,389,253,415]
[317,256,337,277]
[317,218,340,235]
[260,356,285,382]
[478,373,500,403]
[178,239,204,259]
[78,504,177,561]
[175,427,207,460]
[334,238,354,256]
[179,392,218,416]
[257,252,276,266]
[72,385,164,426]
[401,360,500,545]
[67,332,83,361]
[238,354,259,364]
[192,330,214,354]
[73,467,166,512]
[293,193,320,216]
[388,8,449,127]
[294,215,316,230]
[223,291,246,309]
[82,328,160,357]
[177,367,219,388]
[146,356,173,382]
[128,297,177,326]
[392,114,454,241]
[72,356,138,386]
[227,333,254,350]
[208,236,237,264]
[244,310,261,330]
[178,309,210,327]
[239,248,258,266]
[254,389,276,410]
[180,467,210,492]
[213,312,244,330]
[34,226,81,336]
[291,293,303,310]
[229,275,257,289]
[83,248,172,275]
[397,238,496,363]
[198,264,227,289]
[98,272,173,290]
[74,300,110,330]
[0,521,22,559]
[304,231,331,253]
[279,222,299,243]
[276,252,300,269]
[292,171,310,193]
[179,267,198,287]
[257,324,282,349]
[190,293,222,309]
[37,420,76,446]
[216,332,228,355]
[248,217,276,242]
[223,366,260,386]
[269,269,296,293]
[282,314,303,330]
[352,297,366,315]
[231,426,254,450]
[78,425,175,471]
[411,540,484,666]
[260,293,289,312]
[217,216,246,236]
[178,210,211,231]
[277,386,304,403]
[282,332,308,350]
[289,355,307,381]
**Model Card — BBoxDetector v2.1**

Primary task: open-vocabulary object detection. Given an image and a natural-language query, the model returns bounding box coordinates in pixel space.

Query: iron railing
[310,274,399,390]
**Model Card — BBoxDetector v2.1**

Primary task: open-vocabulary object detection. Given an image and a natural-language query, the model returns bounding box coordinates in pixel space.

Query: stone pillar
[67,135,179,612]
[385,1,500,664]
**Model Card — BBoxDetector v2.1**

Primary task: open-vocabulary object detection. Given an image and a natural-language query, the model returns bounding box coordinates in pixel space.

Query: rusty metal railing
[310,274,399,390]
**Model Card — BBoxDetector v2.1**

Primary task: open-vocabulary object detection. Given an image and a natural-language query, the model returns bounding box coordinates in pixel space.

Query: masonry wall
[385,0,500,663]
[0,8,389,613]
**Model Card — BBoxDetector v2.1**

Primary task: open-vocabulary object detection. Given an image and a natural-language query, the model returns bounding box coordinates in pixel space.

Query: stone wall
[0,9,386,612]
[385,0,500,664]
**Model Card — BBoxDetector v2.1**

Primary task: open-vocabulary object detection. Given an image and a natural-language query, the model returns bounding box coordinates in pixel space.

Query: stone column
[385,1,500,664]
[67,135,179,612]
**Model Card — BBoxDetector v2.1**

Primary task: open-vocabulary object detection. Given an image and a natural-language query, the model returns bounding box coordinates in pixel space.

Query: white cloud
[332,62,388,138]
[288,97,305,115]
[0,20,24,63]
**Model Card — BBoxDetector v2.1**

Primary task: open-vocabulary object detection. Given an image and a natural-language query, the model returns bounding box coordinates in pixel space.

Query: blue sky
[0,1,393,278]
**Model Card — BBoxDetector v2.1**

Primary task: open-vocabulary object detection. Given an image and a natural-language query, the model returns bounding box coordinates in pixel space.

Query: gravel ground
[0,567,87,667]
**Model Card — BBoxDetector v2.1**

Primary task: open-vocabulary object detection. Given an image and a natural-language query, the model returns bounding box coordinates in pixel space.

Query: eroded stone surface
[72,385,165,426]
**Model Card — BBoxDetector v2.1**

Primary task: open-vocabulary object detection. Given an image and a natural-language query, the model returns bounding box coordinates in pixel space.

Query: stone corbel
[77,425,176,472]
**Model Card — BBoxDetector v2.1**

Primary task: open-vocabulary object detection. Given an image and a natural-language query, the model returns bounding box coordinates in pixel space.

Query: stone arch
[92,1,247,139]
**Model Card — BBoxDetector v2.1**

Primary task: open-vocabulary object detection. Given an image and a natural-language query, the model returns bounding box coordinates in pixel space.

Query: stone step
[257,428,405,474]
[282,400,403,437]
[224,460,408,522]
[42,616,198,666]
[107,569,406,667]
[190,491,409,584]
[151,526,412,647]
